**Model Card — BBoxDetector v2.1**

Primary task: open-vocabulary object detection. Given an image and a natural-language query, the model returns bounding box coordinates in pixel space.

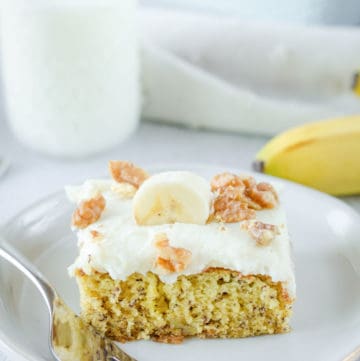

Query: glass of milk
[1,0,140,157]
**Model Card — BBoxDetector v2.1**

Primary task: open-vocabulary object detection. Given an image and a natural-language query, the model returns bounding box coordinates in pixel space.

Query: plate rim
[3,164,360,231]
[1,164,360,361]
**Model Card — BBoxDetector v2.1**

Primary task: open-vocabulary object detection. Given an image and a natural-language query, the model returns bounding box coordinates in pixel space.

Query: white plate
[1,165,360,361]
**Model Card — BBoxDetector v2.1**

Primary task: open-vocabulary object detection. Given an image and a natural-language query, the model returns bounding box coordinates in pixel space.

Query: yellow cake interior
[75,268,293,343]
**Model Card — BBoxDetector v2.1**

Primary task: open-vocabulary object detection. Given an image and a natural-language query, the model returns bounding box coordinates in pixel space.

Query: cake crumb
[153,334,184,344]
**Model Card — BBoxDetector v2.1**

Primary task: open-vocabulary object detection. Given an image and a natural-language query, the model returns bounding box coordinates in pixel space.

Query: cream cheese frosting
[67,176,296,298]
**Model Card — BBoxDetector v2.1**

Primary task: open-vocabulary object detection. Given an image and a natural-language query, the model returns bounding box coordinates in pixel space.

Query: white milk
[1,0,139,157]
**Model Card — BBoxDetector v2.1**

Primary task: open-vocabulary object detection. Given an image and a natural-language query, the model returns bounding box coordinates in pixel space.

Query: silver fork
[0,240,137,361]
[343,346,360,361]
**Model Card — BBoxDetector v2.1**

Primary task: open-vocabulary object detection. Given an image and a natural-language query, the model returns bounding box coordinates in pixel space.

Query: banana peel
[352,72,360,96]
[254,116,360,195]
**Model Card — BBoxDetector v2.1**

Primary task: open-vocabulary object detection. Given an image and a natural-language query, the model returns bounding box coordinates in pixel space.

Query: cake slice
[67,161,295,343]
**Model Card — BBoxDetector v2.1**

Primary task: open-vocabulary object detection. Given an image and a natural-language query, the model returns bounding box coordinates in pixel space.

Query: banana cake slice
[67,161,295,343]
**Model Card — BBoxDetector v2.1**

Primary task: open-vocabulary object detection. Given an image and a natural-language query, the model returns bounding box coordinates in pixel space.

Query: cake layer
[75,268,293,343]
[67,178,295,298]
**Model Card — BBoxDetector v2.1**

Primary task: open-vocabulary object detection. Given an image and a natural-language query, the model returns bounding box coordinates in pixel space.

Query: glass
[1,0,140,158]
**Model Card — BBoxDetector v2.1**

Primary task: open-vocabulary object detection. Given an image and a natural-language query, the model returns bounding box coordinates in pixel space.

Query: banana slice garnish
[133,171,211,226]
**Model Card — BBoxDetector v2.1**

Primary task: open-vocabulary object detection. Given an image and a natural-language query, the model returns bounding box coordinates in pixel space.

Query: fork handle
[0,238,57,313]
[343,345,360,361]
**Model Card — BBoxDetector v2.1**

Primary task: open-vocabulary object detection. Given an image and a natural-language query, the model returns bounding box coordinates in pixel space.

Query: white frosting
[67,177,296,298]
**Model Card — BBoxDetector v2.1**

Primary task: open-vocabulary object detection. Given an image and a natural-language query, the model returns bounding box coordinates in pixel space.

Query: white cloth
[140,0,360,26]
[141,8,360,135]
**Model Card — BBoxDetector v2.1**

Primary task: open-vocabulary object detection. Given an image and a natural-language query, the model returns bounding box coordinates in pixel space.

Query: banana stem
[252,160,265,173]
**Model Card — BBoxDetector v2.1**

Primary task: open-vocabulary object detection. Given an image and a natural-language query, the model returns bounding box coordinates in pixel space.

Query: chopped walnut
[154,233,169,248]
[245,182,278,209]
[211,172,245,191]
[213,201,256,223]
[241,220,280,246]
[90,230,100,238]
[153,334,184,344]
[90,230,103,242]
[210,173,278,223]
[109,160,149,188]
[110,182,137,198]
[156,257,176,273]
[154,233,191,274]
[72,194,106,229]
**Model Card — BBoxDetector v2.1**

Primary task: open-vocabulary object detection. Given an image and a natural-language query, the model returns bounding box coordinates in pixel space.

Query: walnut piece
[211,172,245,191]
[90,230,100,238]
[241,220,280,246]
[153,334,185,344]
[212,200,256,223]
[246,181,278,209]
[210,173,278,223]
[90,230,103,242]
[72,194,106,229]
[154,233,192,274]
[109,160,149,188]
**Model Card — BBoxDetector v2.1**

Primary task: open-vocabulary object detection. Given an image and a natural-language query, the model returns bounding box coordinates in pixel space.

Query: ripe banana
[254,116,360,195]
[133,171,211,225]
